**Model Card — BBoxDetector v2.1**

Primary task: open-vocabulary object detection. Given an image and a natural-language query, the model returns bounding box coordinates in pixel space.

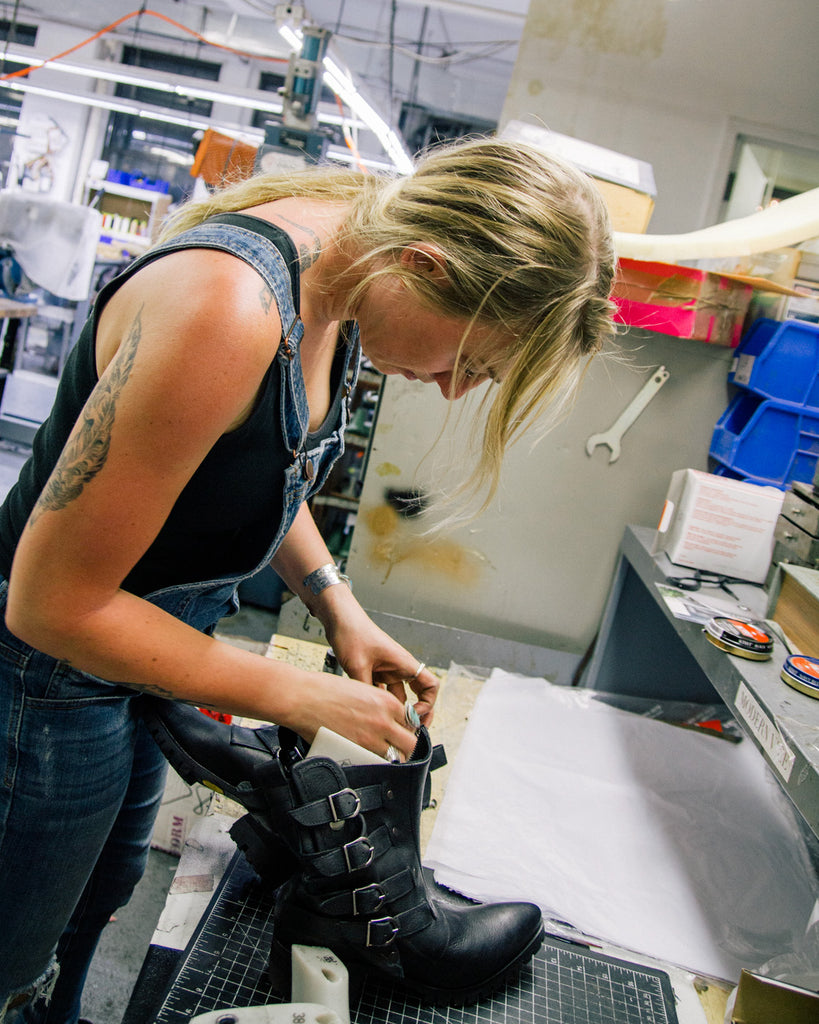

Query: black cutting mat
[152,851,679,1024]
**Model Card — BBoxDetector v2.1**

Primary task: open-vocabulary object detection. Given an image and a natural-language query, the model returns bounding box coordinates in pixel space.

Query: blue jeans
[0,581,167,1022]
[0,216,356,1021]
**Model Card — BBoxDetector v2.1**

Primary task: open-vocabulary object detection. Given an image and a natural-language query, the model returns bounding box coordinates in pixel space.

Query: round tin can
[704,617,774,660]
[781,655,819,699]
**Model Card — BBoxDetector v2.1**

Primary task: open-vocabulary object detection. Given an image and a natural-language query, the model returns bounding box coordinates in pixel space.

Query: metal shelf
[583,525,819,840]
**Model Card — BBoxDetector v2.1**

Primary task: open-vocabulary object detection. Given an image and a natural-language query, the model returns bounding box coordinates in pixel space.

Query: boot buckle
[328,787,361,823]
[366,916,399,947]
[343,835,374,872]
[353,882,386,915]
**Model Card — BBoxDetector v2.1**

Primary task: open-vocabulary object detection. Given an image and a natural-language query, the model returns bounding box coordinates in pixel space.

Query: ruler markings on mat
[152,852,679,1024]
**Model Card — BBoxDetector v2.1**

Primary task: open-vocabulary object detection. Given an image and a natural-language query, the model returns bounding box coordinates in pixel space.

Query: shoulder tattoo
[276,213,322,269]
[29,307,143,525]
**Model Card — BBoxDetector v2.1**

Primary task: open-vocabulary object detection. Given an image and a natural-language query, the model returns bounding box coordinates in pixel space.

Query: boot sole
[269,920,545,1007]
[144,713,248,803]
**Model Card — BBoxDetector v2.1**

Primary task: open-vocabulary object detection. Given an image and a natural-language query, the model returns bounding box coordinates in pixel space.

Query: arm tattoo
[29,308,143,525]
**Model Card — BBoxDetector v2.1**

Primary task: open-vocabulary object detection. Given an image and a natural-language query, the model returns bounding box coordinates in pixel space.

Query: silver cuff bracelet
[303,563,352,598]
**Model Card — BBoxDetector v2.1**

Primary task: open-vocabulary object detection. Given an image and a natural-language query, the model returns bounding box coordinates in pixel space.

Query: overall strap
[139,215,304,357]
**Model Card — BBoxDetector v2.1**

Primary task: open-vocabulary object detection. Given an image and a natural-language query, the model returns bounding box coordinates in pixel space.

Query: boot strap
[289,783,383,828]
[352,899,436,947]
[306,823,392,876]
[312,867,415,916]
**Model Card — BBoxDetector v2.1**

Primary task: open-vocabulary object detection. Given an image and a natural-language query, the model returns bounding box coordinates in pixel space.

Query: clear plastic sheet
[426,667,819,983]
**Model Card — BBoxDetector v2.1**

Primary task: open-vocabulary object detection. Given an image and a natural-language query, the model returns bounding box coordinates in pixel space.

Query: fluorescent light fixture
[277,25,413,174]
[148,145,194,166]
[0,49,287,117]
[278,25,303,52]
[325,148,396,172]
[7,79,153,118]
[321,55,413,174]
[2,39,414,172]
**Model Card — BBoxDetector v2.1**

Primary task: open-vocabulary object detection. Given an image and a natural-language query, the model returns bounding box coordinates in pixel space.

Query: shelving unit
[85,178,171,257]
[309,365,383,565]
[0,297,78,445]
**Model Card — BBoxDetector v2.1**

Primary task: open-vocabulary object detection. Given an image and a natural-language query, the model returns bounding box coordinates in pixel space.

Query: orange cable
[0,8,288,81]
[336,92,368,174]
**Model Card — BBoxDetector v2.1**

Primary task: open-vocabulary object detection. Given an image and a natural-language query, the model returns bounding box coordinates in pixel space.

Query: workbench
[123,613,744,1024]
[127,516,819,1020]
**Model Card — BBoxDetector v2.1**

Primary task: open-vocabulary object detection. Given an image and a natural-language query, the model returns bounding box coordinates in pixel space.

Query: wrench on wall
[585,366,670,463]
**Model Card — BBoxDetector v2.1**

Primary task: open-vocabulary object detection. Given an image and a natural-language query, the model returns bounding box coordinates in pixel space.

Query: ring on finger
[404,701,421,730]
[385,744,398,761]
[405,660,426,683]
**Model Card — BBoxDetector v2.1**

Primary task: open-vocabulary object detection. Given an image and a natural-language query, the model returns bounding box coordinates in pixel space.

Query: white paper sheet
[424,669,817,982]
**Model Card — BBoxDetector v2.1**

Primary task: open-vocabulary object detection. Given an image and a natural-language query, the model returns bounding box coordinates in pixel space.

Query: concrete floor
[0,442,280,1023]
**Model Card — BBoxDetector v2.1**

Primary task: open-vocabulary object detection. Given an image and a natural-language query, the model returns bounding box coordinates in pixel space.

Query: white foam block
[190,1003,342,1024]
[291,945,350,1024]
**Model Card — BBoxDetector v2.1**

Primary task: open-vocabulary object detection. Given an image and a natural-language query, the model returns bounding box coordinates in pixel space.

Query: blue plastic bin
[105,169,170,193]
[710,391,819,488]
[729,317,819,409]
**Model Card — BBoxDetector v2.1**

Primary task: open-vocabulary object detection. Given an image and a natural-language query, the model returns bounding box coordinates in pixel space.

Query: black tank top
[0,216,348,595]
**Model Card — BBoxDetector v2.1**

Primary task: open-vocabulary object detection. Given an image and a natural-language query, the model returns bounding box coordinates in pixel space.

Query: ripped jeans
[0,579,167,1022]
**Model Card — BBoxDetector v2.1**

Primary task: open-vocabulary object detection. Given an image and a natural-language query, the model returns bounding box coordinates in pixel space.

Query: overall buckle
[328,787,361,824]
[352,882,386,915]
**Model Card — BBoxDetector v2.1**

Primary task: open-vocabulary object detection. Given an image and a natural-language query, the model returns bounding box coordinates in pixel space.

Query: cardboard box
[151,766,214,857]
[654,469,784,583]
[500,121,656,233]
[614,258,754,347]
[767,563,819,655]
[592,178,654,234]
[732,969,819,1023]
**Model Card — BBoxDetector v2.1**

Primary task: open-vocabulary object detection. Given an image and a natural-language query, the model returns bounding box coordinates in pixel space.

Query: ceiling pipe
[385,0,527,23]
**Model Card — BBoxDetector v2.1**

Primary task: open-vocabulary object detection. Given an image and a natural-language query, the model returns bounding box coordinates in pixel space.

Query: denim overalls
[0,216,359,1020]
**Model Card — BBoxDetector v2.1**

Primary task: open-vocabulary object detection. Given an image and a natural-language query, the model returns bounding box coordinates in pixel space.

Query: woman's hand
[313,584,439,746]
[327,601,438,722]
[268,507,438,758]
[285,667,424,762]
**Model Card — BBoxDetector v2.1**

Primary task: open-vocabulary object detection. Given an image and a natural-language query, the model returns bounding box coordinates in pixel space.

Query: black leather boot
[141,699,544,1004]
[265,727,544,1005]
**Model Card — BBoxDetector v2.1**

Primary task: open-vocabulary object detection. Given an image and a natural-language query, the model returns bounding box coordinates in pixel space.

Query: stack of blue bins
[710,317,819,489]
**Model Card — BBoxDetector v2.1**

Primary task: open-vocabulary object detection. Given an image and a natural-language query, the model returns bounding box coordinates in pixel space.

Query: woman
[0,137,615,1021]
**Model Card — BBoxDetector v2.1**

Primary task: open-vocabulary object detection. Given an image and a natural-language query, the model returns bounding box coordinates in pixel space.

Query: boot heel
[229,814,296,889]
[345,961,367,1006]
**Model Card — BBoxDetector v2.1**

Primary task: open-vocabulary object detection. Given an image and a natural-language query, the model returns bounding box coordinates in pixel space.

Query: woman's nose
[432,371,475,400]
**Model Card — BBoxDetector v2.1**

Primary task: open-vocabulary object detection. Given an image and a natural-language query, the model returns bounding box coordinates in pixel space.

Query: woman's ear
[400,243,449,283]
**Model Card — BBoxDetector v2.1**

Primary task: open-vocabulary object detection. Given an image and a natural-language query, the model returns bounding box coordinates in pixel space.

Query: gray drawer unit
[784,482,819,535]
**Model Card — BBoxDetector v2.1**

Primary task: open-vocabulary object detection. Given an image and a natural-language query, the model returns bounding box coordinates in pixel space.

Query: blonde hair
[161,137,616,508]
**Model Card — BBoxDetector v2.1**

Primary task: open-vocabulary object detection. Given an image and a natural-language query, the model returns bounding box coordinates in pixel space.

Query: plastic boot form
[267,726,544,1006]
